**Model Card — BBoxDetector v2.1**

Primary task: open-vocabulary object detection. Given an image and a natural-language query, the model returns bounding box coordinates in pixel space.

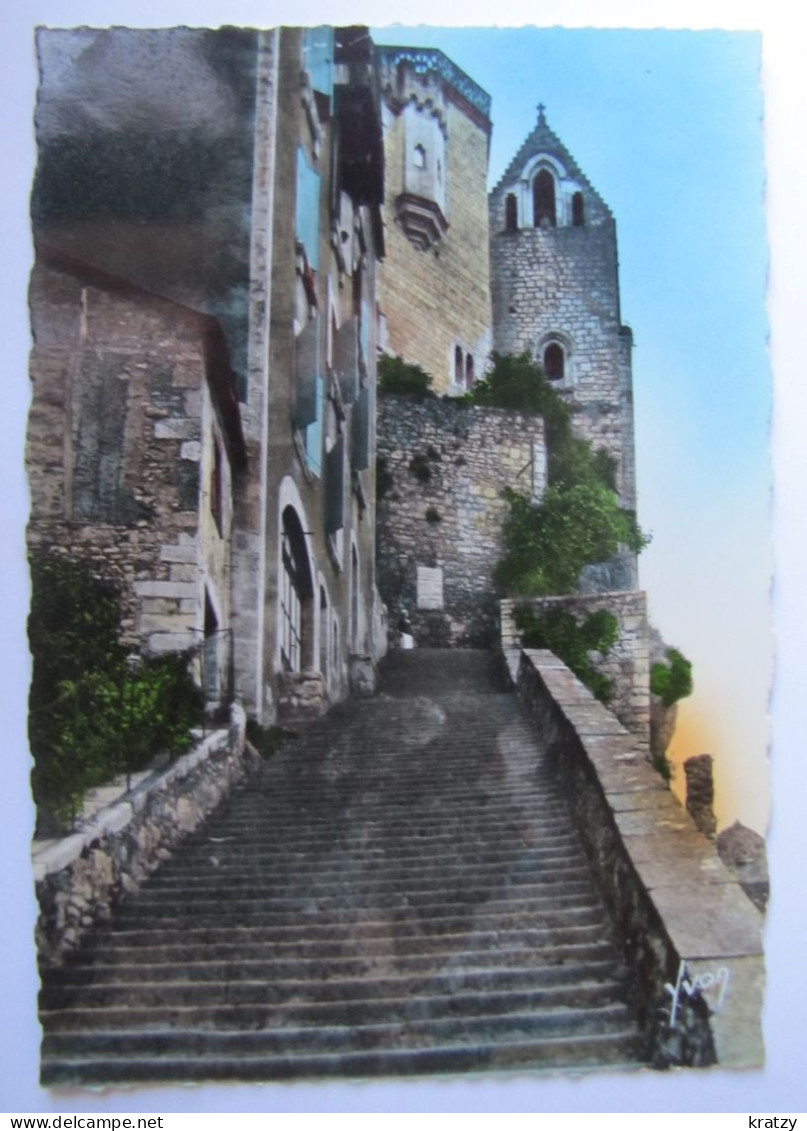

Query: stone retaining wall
[33,703,255,965]
[501,591,650,748]
[513,647,764,1068]
[377,395,545,646]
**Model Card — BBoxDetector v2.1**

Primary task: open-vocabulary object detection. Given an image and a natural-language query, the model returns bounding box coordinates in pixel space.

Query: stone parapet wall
[377,396,545,646]
[33,704,254,965]
[515,648,764,1068]
[501,590,650,747]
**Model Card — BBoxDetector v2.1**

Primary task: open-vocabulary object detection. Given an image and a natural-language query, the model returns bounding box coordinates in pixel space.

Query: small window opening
[572,191,585,227]
[210,436,223,535]
[350,544,360,651]
[465,354,475,388]
[203,593,219,703]
[533,169,556,228]
[319,587,329,677]
[454,345,463,386]
[543,342,565,381]
[505,193,518,232]
[413,144,426,169]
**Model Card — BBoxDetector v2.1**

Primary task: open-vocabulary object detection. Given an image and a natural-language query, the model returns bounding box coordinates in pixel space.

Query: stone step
[111,899,607,932]
[40,968,629,1013]
[42,1021,644,1063]
[72,929,615,967]
[129,877,598,911]
[154,856,588,887]
[148,846,591,885]
[163,824,584,861]
[140,864,593,899]
[42,955,620,989]
[41,1027,646,1086]
[40,993,636,1035]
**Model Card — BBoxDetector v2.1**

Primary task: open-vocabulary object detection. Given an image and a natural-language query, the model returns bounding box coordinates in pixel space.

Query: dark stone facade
[376,395,545,647]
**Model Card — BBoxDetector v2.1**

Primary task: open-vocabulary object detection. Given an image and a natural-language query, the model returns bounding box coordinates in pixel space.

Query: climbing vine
[28,552,203,827]
[472,353,649,595]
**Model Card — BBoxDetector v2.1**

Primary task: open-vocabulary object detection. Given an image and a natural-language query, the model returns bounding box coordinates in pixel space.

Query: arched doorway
[280,505,314,672]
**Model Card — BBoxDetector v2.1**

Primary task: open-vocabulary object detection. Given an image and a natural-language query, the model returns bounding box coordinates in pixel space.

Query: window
[454,345,463,386]
[413,143,426,169]
[280,507,313,673]
[505,193,518,232]
[533,169,556,228]
[572,191,585,227]
[350,544,359,651]
[319,587,329,677]
[210,435,223,536]
[465,353,475,388]
[543,342,565,381]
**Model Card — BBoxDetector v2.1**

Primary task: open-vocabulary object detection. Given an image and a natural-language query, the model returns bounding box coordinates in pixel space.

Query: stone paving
[39,649,646,1085]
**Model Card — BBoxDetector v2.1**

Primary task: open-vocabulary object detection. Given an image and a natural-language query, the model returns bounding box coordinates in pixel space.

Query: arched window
[572,191,585,227]
[465,353,475,388]
[454,345,463,386]
[413,143,426,169]
[505,193,518,232]
[543,342,565,381]
[533,169,556,228]
[281,506,314,672]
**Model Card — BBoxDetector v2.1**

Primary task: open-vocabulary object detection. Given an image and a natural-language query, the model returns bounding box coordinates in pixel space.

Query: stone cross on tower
[537,102,547,125]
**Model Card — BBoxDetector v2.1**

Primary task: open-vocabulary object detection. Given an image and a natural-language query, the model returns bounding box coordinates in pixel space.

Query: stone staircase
[39,649,647,1085]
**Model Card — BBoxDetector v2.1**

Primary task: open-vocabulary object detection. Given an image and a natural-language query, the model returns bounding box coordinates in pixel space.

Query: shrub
[651,648,693,707]
[425,506,442,524]
[28,552,203,826]
[495,484,649,597]
[378,353,434,399]
[514,604,619,705]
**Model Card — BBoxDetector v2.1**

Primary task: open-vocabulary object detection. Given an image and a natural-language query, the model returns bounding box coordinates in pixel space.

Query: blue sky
[2,0,805,1115]
[374,25,771,832]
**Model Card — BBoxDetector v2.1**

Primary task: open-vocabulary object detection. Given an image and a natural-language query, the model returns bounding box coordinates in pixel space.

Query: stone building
[28,25,388,729]
[27,250,247,709]
[489,106,638,590]
[374,46,493,394]
[246,25,388,724]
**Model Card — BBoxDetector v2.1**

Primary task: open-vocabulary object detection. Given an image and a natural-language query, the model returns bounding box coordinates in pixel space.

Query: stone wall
[27,260,242,671]
[501,590,650,748]
[490,222,630,497]
[377,395,545,647]
[514,648,765,1069]
[33,704,253,965]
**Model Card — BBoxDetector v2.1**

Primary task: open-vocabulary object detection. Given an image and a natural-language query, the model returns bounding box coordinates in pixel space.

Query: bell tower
[490,105,637,579]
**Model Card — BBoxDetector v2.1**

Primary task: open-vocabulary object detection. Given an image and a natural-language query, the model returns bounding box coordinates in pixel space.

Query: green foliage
[425,506,442,525]
[378,353,434,399]
[471,352,650,596]
[28,552,202,826]
[495,484,649,597]
[651,648,693,707]
[514,604,619,704]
